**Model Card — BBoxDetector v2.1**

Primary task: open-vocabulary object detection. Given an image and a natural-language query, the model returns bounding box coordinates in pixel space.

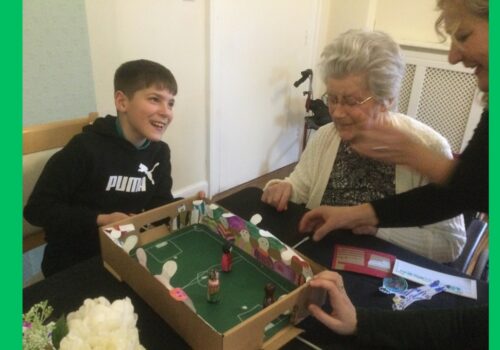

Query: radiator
[397,49,484,153]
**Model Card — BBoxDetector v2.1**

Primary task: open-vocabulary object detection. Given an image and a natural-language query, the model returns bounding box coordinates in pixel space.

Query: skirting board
[172,181,209,199]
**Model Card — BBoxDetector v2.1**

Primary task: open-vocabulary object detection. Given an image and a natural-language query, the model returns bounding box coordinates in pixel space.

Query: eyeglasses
[321,92,373,108]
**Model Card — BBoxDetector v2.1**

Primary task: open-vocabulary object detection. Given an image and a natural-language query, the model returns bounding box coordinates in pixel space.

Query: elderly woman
[301,0,488,348]
[262,29,465,263]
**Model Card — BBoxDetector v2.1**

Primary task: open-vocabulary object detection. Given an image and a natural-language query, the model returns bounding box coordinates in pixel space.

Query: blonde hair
[435,0,489,39]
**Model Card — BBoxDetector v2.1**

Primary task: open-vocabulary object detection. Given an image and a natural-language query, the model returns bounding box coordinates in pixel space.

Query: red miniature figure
[221,243,233,272]
[263,283,276,308]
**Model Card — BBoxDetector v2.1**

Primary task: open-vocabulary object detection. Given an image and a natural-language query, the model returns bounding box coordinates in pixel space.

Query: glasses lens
[322,94,371,107]
[321,93,329,105]
[344,97,359,106]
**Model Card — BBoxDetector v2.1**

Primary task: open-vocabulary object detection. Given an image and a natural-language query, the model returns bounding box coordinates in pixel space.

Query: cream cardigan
[265,112,465,263]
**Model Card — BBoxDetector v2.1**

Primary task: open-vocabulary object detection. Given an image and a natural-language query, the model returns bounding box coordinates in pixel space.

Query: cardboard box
[99,195,325,350]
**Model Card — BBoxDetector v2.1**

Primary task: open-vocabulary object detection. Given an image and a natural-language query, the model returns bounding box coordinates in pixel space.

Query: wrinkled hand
[308,271,357,335]
[261,182,292,212]
[97,212,131,226]
[351,120,455,184]
[299,204,378,241]
[350,118,423,166]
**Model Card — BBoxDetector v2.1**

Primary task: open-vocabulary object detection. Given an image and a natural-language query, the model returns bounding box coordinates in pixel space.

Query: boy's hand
[97,212,130,226]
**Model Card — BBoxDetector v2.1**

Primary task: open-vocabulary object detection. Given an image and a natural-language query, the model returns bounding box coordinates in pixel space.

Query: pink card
[332,245,395,278]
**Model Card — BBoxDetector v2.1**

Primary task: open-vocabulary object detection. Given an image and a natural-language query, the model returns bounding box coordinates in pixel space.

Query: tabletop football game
[99,195,325,350]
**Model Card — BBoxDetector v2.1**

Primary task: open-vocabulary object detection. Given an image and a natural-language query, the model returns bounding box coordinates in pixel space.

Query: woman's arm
[307,271,487,350]
[350,116,457,184]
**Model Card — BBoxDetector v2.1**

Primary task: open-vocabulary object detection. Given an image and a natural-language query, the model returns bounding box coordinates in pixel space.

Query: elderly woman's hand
[308,271,357,335]
[261,181,292,211]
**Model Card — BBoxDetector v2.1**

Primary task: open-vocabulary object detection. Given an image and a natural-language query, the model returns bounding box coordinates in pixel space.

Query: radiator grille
[415,67,477,153]
[397,64,416,114]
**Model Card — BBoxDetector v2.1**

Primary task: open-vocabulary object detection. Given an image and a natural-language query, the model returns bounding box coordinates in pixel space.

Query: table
[217,187,488,308]
[24,187,488,349]
[217,187,489,348]
[23,255,190,349]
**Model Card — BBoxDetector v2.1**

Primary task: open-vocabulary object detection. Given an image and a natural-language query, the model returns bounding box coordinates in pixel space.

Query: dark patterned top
[321,141,395,206]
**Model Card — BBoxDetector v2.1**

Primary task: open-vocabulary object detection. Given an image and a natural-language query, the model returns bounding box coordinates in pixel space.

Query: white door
[209,0,321,195]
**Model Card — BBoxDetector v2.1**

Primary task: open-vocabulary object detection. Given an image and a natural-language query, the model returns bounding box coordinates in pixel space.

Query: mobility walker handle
[293,69,313,88]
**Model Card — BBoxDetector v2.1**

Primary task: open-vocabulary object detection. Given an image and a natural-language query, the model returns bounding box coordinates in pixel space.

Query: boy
[24,59,178,277]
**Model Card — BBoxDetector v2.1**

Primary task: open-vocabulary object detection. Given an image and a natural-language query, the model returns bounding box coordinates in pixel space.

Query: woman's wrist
[411,145,456,184]
[352,204,379,227]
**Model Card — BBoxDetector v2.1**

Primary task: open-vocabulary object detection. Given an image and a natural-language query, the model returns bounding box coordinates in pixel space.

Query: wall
[85,0,208,197]
[209,0,320,194]
[311,0,377,98]
[23,0,96,125]
[326,0,376,37]
[325,0,445,49]
[374,0,449,49]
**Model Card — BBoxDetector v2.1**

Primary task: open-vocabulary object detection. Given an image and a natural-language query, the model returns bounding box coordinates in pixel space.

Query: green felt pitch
[131,224,296,338]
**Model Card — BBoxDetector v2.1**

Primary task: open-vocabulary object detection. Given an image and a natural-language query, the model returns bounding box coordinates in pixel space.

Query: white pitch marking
[155,241,168,248]
[109,229,121,239]
[136,248,148,267]
[164,260,178,278]
[250,213,263,225]
[123,235,138,254]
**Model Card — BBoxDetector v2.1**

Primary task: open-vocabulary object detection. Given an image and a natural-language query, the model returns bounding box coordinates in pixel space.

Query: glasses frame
[321,92,373,108]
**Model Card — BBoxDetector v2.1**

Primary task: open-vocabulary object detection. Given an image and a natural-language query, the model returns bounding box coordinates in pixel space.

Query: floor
[211,162,296,202]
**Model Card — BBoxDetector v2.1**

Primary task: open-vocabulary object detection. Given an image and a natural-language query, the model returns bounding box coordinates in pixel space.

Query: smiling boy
[24,59,178,277]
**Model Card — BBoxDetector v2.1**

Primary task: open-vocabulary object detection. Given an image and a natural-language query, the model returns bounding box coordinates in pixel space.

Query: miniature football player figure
[221,243,233,272]
[263,283,276,308]
[254,237,273,269]
[207,269,220,303]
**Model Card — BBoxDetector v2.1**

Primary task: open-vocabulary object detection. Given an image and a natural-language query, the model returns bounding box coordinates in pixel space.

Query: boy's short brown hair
[114,59,178,98]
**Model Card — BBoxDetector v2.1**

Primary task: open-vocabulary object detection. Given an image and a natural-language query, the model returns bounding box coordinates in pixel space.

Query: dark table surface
[24,187,488,349]
[217,187,488,309]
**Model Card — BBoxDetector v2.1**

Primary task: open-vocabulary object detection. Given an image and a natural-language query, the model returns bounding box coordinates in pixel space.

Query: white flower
[59,297,145,350]
[22,300,56,350]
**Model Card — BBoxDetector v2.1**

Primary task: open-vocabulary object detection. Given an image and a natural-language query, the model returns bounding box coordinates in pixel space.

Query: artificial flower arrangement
[23,297,145,350]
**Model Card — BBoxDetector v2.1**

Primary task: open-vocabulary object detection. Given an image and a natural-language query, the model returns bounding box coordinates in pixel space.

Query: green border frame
[12,1,495,348]
[489,0,497,348]
[4,1,21,348]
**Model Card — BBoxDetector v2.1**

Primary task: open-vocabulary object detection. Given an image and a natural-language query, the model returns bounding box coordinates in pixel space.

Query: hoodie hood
[82,115,148,150]
[83,115,119,138]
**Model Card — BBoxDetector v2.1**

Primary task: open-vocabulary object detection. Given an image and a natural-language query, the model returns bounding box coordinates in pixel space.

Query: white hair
[319,29,405,104]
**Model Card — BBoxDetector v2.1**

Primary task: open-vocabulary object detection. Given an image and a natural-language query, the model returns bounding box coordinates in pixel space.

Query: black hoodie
[24,115,174,276]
